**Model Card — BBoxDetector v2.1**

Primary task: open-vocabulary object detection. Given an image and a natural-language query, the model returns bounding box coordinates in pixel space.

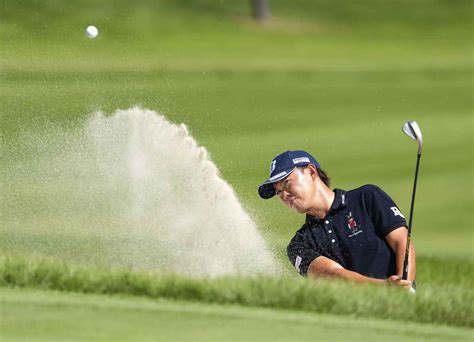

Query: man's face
[274,167,315,214]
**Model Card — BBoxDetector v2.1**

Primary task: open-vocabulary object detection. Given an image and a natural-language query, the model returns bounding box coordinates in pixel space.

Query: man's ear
[307,164,318,180]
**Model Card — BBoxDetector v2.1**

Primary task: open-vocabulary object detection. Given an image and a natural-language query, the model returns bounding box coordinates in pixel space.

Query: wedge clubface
[401,121,423,280]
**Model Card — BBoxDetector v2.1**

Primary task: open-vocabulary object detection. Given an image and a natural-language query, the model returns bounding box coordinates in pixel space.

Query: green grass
[0,0,473,339]
[2,287,472,342]
[1,255,472,328]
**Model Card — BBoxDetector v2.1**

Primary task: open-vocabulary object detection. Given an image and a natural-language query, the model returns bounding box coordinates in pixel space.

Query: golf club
[401,121,423,280]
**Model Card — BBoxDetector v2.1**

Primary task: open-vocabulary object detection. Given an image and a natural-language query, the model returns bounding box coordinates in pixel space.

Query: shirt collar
[331,188,347,211]
[305,188,347,224]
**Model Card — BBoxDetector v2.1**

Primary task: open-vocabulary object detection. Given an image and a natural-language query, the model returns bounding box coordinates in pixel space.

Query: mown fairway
[1,287,472,342]
[1,0,473,340]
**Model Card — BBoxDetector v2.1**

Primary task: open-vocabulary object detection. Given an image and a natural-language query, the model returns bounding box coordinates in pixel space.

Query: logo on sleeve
[294,255,302,273]
[390,207,405,218]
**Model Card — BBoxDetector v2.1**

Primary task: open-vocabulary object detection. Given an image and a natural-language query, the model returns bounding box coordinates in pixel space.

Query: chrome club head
[402,121,423,155]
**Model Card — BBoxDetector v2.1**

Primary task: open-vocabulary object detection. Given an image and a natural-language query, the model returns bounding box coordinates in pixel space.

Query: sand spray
[1,107,280,277]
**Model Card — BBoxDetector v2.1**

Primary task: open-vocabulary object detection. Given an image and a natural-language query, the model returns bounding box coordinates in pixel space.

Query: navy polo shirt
[287,185,407,279]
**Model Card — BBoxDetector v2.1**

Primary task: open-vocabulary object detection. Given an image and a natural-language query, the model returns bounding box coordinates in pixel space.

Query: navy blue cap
[258,150,320,199]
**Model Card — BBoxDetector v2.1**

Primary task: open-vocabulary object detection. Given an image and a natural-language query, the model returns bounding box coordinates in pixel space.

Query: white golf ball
[85,25,98,39]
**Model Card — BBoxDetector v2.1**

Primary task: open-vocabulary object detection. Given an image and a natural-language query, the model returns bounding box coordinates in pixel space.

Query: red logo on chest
[346,212,358,231]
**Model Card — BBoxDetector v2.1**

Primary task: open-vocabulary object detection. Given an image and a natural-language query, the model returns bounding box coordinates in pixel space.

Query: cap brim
[258,167,296,199]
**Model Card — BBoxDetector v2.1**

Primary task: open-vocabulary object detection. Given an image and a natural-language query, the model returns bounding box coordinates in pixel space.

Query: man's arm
[307,256,383,284]
[307,255,412,289]
[385,226,416,282]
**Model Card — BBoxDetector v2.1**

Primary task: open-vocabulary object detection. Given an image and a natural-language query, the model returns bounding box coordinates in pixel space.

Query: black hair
[297,166,331,187]
[317,168,331,187]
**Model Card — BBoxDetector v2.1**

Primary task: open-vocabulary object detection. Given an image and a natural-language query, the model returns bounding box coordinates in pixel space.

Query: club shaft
[402,153,421,280]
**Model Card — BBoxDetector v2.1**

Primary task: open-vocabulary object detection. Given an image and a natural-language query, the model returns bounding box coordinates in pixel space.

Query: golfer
[258,150,416,290]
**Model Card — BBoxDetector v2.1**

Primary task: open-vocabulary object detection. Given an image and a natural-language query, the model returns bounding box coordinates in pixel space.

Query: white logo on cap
[269,171,287,181]
[292,157,310,164]
[270,160,276,174]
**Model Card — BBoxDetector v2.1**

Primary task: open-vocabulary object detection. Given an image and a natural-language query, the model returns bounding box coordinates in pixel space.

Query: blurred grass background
[0,0,473,339]
[2,0,472,258]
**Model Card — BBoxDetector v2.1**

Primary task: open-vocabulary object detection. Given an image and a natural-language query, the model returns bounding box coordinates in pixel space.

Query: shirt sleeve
[287,230,321,276]
[363,185,407,237]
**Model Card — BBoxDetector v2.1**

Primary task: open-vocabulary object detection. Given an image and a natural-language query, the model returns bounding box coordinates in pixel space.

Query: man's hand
[385,275,413,290]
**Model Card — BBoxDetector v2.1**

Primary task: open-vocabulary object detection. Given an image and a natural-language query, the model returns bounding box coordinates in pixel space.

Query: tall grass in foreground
[0,255,471,328]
